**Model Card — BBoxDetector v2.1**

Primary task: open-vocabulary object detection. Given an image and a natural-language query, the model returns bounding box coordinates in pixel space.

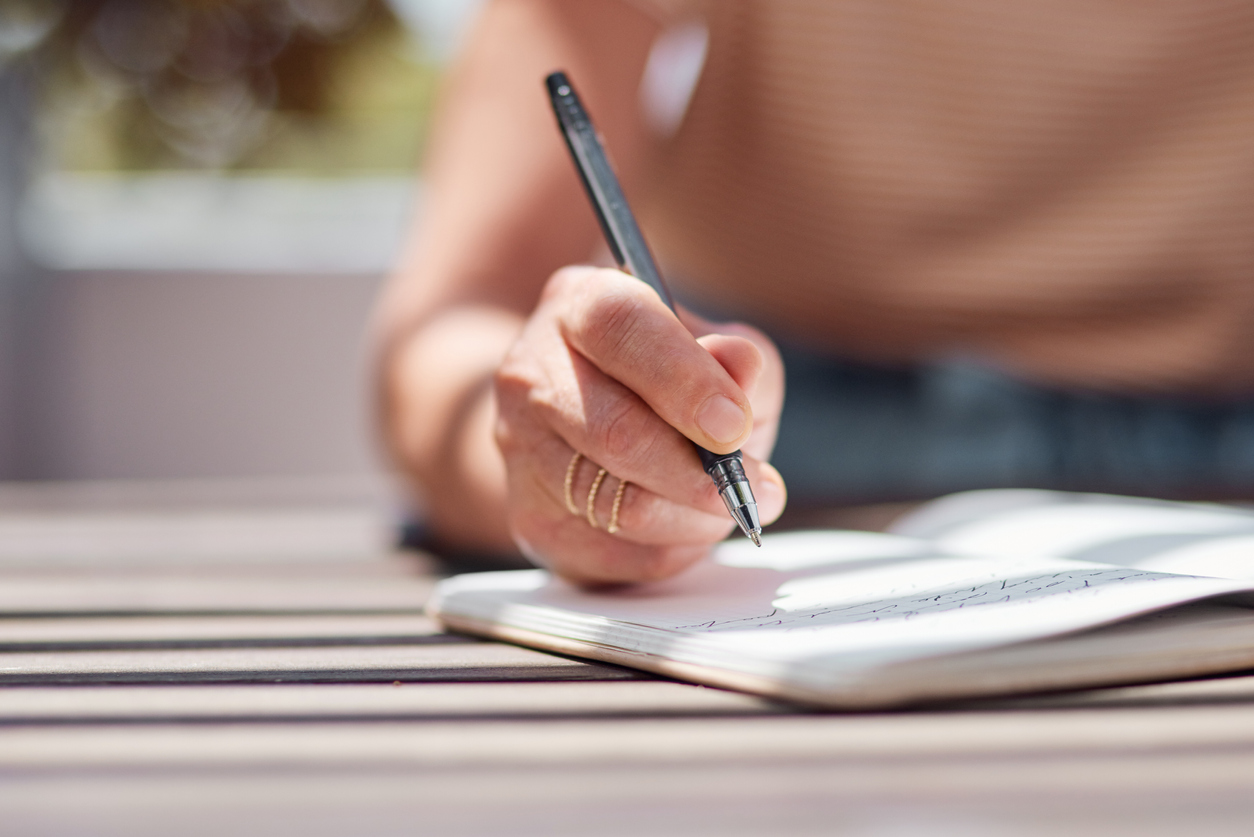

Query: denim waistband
[770,342,1254,505]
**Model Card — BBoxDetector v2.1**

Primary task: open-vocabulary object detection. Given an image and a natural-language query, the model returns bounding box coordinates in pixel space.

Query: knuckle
[491,359,523,400]
[491,364,530,422]
[492,410,520,460]
[578,290,649,365]
[493,336,537,397]
[595,394,643,464]
[592,393,669,475]
[492,368,557,465]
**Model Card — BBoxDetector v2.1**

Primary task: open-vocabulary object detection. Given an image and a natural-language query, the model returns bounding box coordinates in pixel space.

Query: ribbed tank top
[627,0,1254,396]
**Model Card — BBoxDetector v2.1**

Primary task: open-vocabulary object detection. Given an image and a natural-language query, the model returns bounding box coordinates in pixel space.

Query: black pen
[545,71,762,546]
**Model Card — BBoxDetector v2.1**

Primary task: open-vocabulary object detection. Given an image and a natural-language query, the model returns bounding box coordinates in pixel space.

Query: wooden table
[3,480,1254,836]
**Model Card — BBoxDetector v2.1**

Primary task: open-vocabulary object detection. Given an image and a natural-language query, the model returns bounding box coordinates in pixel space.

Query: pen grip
[698,447,745,480]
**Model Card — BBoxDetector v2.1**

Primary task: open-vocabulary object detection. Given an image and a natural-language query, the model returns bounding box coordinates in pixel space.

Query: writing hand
[494,265,787,585]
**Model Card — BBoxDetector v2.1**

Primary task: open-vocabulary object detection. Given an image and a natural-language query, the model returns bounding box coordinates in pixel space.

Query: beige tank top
[627,0,1254,396]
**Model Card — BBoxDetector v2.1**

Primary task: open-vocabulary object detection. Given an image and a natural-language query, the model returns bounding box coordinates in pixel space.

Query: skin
[375,0,787,585]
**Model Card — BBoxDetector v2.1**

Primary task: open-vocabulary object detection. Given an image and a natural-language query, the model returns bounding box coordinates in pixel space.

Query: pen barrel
[545,71,675,310]
[547,69,760,543]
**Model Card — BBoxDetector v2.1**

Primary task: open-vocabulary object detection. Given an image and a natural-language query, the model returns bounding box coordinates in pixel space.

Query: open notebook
[428,491,1254,708]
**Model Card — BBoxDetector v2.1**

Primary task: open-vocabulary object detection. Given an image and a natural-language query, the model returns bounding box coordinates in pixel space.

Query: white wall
[11,269,386,481]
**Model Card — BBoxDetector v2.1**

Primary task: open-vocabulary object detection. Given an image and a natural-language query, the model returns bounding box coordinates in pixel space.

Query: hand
[493,265,788,585]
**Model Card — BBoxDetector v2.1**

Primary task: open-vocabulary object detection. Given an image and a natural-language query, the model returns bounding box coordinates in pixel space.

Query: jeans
[770,342,1254,505]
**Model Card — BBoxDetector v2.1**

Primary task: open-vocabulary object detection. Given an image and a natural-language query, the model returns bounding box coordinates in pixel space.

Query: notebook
[428,490,1254,708]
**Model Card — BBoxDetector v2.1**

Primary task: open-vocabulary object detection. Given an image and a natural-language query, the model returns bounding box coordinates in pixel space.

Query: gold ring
[563,451,583,515]
[607,479,628,534]
[586,467,609,528]
[566,451,628,534]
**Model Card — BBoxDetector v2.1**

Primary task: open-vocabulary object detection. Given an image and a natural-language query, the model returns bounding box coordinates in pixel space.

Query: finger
[555,442,738,546]
[690,319,786,462]
[502,435,730,586]
[685,315,785,422]
[494,363,747,546]
[498,399,786,546]
[552,267,754,454]
[496,322,717,514]
[513,447,788,586]
[509,421,788,547]
[696,333,763,399]
[526,342,786,520]
[591,447,787,539]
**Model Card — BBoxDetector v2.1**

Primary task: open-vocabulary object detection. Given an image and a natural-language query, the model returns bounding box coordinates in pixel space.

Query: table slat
[0,614,460,651]
[3,705,1254,767]
[0,575,434,615]
[1,763,1252,837]
[0,681,775,722]
[0,642,644,685]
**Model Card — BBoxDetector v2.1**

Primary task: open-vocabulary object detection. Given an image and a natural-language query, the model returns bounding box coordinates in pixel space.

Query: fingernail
[697,395,748,446]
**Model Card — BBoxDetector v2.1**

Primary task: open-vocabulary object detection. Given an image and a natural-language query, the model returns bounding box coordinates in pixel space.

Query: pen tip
[750,531,762,547]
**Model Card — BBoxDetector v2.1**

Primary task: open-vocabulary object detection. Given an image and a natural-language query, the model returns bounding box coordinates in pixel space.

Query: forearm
[381,305,524,552]
[373,0,660,553]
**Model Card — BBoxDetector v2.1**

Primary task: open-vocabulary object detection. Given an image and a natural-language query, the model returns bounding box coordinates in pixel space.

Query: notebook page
[891,490,1254,579]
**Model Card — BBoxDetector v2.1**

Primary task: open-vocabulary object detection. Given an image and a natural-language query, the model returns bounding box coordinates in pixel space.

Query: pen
[545,70,762,546]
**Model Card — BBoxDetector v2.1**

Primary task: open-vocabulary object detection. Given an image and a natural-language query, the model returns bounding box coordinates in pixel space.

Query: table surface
[4,480,1254,836]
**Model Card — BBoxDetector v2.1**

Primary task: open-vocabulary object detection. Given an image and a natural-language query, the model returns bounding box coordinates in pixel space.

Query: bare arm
[375,0,787,579]
[375,0,661,552]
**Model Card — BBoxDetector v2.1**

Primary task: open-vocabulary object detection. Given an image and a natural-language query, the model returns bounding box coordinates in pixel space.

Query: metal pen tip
[720,482,762,547]
[710,458,763,548]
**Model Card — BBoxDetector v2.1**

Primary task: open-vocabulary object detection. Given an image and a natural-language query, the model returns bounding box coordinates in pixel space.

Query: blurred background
[0,0,483,488]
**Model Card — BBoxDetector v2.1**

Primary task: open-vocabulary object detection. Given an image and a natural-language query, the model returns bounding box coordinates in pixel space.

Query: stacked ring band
[564,451,628,534]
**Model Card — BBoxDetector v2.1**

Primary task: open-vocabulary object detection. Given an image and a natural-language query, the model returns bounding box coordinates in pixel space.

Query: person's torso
[635,0,1254,395]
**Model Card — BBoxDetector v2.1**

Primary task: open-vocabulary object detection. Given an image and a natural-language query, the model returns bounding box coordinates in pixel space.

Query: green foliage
[23,0,442,172]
